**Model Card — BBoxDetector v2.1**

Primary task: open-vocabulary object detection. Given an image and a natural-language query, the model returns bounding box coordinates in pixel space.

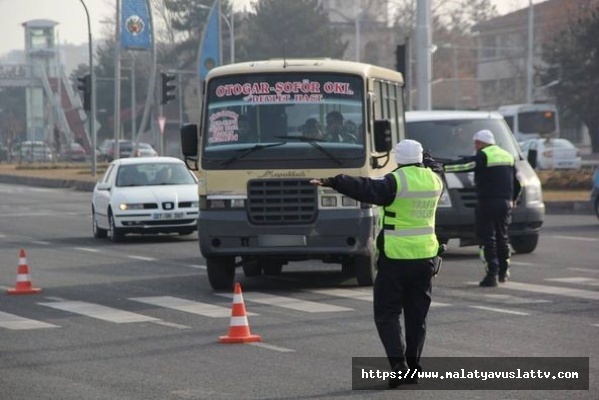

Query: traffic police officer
[444,130,521,287]
[310,139,444,387]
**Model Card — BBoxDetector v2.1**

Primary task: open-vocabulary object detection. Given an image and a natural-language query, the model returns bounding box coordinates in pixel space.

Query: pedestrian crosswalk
[1,277,598,331]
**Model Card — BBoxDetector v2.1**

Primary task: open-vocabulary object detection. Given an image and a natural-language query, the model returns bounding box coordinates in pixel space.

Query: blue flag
[121,0,152,50]
[198,0,221,81]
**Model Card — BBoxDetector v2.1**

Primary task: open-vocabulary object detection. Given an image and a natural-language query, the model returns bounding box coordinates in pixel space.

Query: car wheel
[108,211,124,243]
[510,233,539,254]
[353,253,377,286]
[92,206,107,239]
[206,256,236,291]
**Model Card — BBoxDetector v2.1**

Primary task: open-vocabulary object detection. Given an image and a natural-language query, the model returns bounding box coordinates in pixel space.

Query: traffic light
[77,74,91,111]
[395,44,407,77]
[160,72,176,104]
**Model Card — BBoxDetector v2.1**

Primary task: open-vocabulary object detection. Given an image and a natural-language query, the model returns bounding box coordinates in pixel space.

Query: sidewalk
[0,164,593,215]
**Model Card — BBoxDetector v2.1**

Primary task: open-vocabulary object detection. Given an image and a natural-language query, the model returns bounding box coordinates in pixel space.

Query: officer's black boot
[480,263,499,287]
[388,360,409,389]
[498,260,511,283]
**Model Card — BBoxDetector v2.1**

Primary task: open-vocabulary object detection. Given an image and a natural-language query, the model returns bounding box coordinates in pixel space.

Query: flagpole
[218,0,223,64]
[114,0,122,158]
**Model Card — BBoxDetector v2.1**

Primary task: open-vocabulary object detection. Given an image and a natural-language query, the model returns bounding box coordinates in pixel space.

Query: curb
[2,173,594,215]
[0,174,96,192]
[544,201,592,215]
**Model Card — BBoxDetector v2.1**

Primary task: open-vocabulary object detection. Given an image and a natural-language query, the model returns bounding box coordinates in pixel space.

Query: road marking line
[0,311,60,330]
[216,292,353,313]
[30,240,50,245]
[469,306,530,316]
[510,261,541,267]
[307,288,450,307]
[186,264,206,270]
[483,294,550,304]
[39,301,160,323]
[130,296,255,317]
[568,268,599,274]
[550,235,598,242]
[501,281,599,301]
[249,342,295,353]
[127,255,156,261]
[74,247,100,252]
[546,277,599,286]
[0,234,6,238]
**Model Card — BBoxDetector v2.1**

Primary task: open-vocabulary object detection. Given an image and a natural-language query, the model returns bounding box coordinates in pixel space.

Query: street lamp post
[322,7,362,62]
[78,0,96,178]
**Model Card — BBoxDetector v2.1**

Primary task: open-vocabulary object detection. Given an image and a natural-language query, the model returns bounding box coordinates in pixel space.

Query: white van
[498,103,559,141]
[405,110,545,254]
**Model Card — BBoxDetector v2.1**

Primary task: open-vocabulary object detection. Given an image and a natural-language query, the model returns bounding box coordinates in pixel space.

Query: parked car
[591,166,599,220]
[133,142,158,157]
[62,142,87,162]
[519,138,582,170]
[405,110,545,254]
[98,139,133,162]
[91,157,199,242]
[11,141,53,163]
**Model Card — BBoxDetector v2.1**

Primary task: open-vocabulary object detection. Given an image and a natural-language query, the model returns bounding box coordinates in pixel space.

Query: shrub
[537,168,594,190]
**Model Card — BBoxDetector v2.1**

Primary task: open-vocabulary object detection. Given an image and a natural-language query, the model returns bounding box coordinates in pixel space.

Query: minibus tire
[206,256,236,290]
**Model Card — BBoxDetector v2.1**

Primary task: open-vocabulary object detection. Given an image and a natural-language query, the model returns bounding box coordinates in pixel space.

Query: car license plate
[153,212,184,220]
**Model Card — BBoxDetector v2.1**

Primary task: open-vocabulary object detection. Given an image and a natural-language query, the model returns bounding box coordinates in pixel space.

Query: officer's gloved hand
[423,151,444,175]
[309,178,333,187]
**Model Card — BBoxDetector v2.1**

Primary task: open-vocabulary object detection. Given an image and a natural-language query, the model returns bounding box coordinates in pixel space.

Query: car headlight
[119,203,144,210]
[525,179,543,206]
[437,189,452,208]
[190,201,199,208]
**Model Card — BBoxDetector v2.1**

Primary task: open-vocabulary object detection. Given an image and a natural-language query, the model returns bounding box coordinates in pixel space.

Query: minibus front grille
[247,179,317,225]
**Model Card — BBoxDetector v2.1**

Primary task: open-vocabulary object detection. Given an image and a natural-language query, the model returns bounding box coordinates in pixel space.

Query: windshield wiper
[275,135,342,165]
[221,142,286,166]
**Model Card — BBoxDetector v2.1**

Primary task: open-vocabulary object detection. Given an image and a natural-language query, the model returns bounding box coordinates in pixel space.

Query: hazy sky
[0,0,540,58]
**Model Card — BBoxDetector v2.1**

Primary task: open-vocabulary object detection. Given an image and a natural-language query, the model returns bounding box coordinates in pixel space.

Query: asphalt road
[0,182,597,399]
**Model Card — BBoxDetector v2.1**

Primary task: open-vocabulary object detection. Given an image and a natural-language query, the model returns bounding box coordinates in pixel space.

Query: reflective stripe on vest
[482,145,514,167]
[382,167,443,260]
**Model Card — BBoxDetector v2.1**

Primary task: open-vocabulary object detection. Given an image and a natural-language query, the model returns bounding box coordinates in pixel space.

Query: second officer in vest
[310,139,444,387]
[444,130,522,287]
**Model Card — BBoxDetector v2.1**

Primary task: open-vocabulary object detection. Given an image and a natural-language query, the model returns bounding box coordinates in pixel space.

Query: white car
[92,157,199,242]
[519,138,582,170]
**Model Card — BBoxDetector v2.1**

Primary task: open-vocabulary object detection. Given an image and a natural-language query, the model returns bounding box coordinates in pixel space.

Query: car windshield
[116,163,196,187]
[201,72,365,169]
[405,118,521,160]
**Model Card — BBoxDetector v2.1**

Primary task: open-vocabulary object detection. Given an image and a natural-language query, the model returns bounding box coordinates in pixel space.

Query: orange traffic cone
[7,249,42,295]
[219,283,261,343]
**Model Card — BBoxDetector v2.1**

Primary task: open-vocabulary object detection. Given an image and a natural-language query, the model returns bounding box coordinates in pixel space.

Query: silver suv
[405,110,545,254]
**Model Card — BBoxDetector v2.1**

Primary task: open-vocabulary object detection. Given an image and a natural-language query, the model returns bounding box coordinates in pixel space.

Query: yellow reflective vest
[382,166,444,260]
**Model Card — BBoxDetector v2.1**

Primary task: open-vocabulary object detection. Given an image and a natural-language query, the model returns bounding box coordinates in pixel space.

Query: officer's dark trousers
[475,197,512,274]
[373,254,434,372]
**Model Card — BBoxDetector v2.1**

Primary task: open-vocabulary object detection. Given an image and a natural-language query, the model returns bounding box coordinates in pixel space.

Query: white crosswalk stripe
[130,296,256,317]
[2,273,598,331]
[0,311,59,330]
[216,292,353,313]
[39,301,160,323]
[500,281,599,301]
[307,288,451,307]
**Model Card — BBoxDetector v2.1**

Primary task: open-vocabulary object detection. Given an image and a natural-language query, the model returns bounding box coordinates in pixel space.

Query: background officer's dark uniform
[444,143,521,286]
[316,155,444,383]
